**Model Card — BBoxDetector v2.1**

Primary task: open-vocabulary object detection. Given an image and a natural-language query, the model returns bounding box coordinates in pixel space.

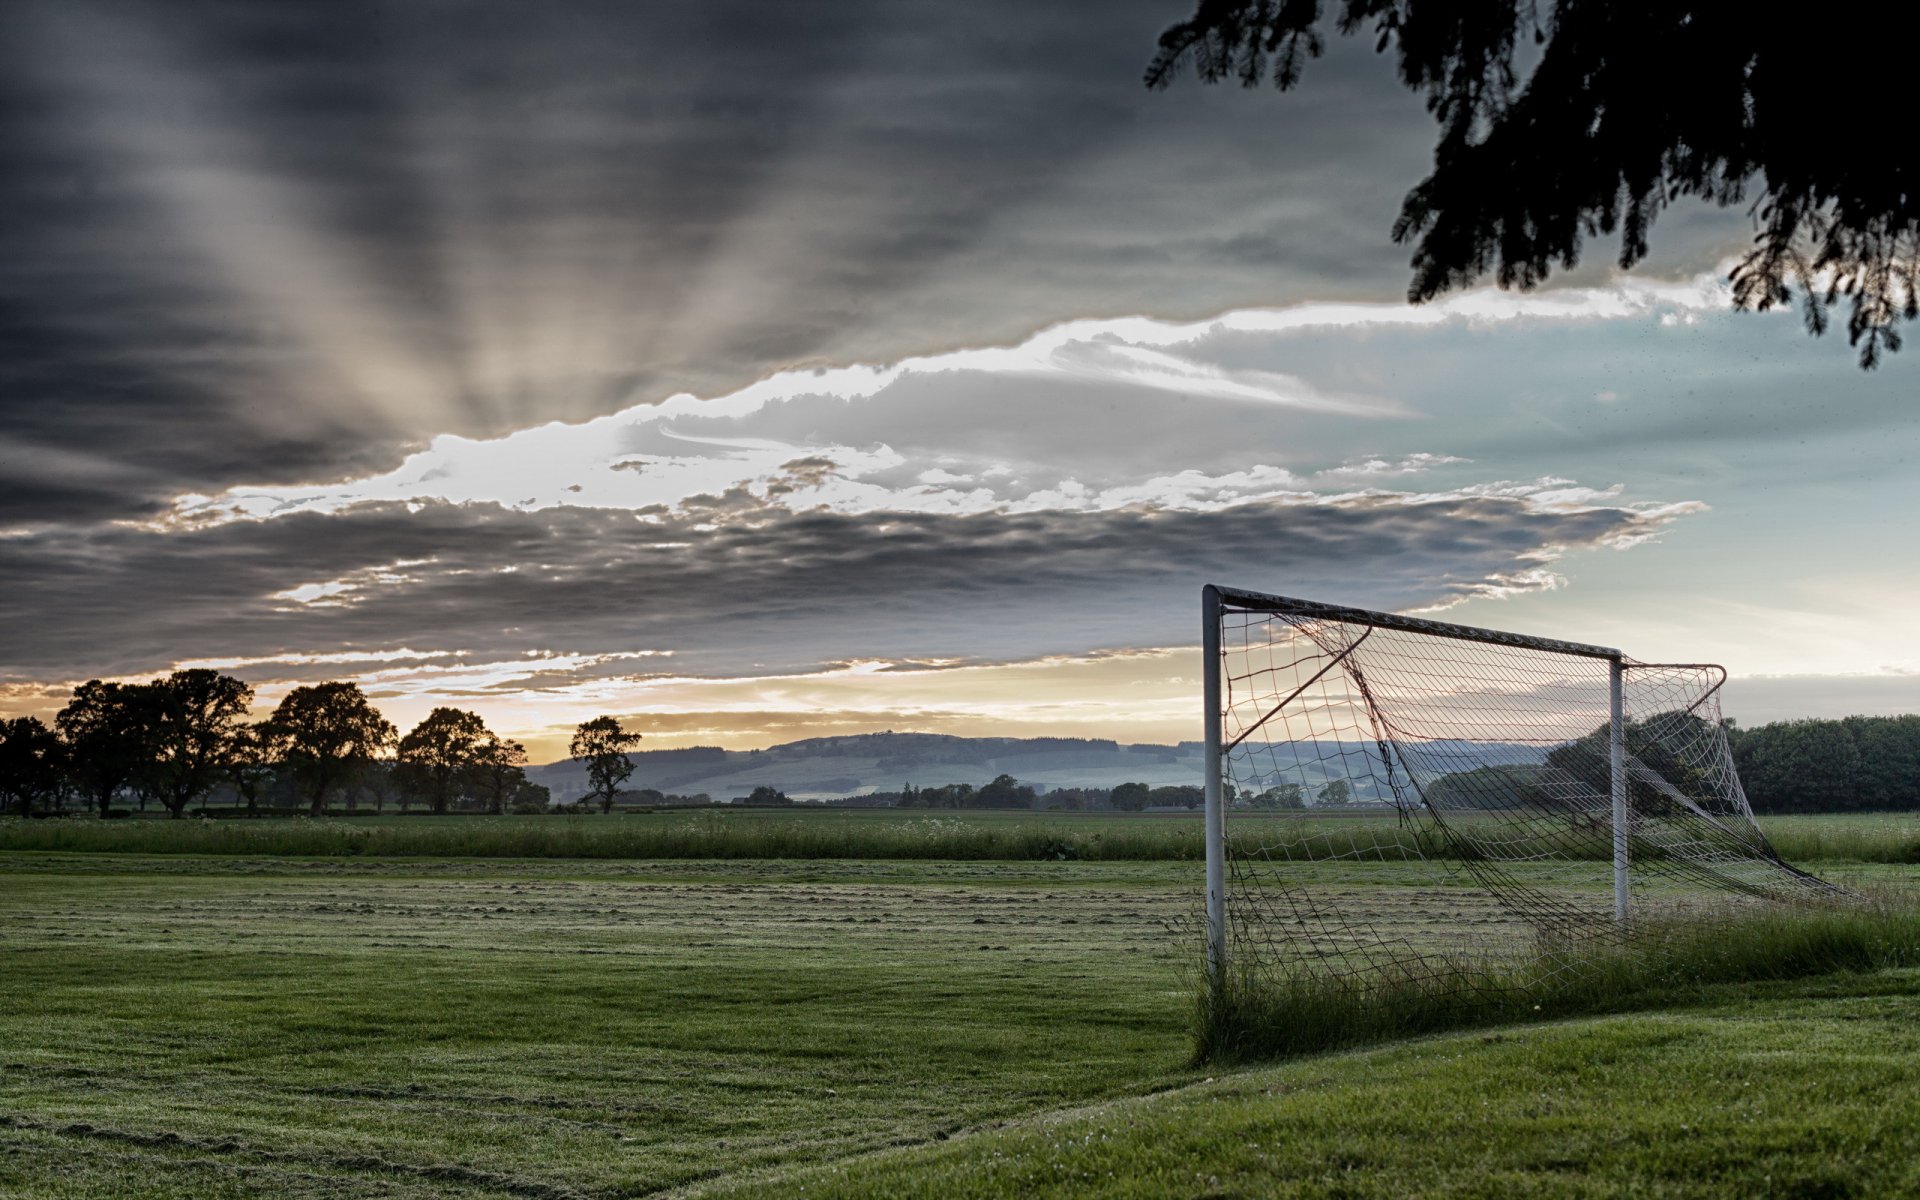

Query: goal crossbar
[1207,584,1623,661]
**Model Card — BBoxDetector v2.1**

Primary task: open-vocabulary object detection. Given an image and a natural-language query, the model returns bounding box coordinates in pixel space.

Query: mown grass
[716,969,1920,1199]
[1197,893,1920,1062]
[4,850,1917,1197]
[6,808,1918,863]
[0,856,1199,1198]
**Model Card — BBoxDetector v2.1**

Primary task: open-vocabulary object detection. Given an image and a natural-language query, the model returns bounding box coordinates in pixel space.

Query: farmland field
[0,812,1915,1197]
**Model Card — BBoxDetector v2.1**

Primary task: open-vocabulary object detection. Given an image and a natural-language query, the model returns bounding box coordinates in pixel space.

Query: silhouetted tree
[570,716,641,813]
[141,670,252,818]
[1316,778,1352,806]
[1111,781,1152,811]
[267,683,397,816]
[346,757,399,813]
[396,708,492,814]
[746,784,792,805]
[469,733,529,815]
[56,680,152,817]
[511,779,553,813]
[226,724,278,816]
[1148,1,1920,367]
[0,716,63,817]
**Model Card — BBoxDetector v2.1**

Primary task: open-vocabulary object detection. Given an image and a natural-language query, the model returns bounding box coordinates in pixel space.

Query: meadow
[2,808,1917,864]
[1,811,1916,1197]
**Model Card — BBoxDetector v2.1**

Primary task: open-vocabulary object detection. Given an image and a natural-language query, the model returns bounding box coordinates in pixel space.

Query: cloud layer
[0,0,1755,529]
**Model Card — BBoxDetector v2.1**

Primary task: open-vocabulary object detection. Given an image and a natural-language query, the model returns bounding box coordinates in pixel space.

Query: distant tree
[1252,782,1305,810]
[1047,786,1105,811]
[55,680,152,817]
[1316,779,1353,806]
[266,683,397,816]
[976,773,1038,809]
[570,716,641,813]
[1732,714,1920,813]
[226,724,278,816]
[1148,0,1920,368]
[349,757,399,814]
[746,785,792,805]
[469,733,529,815]
[917,782,975,808]
[395,708,493,815]
[511,779,553,813]
[1422,765,1554,812]
[1148,784,1205,809]
[1110,781,1152,812]
[1547,709,1728,816]
[140,670,253,819]
[0,716,64,817]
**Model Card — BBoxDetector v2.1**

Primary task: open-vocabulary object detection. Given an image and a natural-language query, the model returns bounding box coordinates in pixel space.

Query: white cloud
[160,274,1729,528]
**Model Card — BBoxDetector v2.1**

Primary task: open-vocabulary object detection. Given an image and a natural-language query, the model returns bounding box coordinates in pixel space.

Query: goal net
[1203,585,1833,1004]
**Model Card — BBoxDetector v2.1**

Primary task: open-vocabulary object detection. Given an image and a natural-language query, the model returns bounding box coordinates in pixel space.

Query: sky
[3,0,1916,762]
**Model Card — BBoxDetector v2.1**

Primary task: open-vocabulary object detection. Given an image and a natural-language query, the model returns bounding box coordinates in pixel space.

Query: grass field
[0,855,1202,1197]
[3,808,1917,864]
[2,815,1916,1197]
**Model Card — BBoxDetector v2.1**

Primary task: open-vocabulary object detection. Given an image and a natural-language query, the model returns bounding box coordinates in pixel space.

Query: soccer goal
[1201,584,1833,1003]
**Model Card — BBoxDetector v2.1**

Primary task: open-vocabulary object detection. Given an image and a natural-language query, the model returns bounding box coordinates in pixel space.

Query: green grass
[6,808,1918,864]
[1198,894,1920,1061]
[718,970,1920,1198]
[4,847,1918,1197]
[0,811,1209,862]
[0,855,1199,1197]
[1758,812,1920,863]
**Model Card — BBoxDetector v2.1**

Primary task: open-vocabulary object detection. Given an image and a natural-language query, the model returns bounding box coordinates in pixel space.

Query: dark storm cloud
[0,0,1759,529]
[0,492,1673,682]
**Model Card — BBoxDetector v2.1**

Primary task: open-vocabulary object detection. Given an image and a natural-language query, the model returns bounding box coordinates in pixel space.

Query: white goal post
[1201,583,1828,992]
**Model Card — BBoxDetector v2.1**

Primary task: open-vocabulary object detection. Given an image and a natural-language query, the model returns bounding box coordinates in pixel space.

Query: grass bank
[713,968,1920,1199]
[1198,894,1920,1062]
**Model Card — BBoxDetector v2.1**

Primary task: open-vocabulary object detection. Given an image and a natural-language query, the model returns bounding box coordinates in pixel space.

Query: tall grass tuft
[1197,893,1920,1063]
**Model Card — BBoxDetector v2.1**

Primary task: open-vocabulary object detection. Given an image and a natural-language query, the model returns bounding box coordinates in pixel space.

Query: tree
[976,773,1038,808]
[350,757,398,813]
[469,733,529,815]
[395,708,493,815]
[1111,781,1152,812]
[226,724,278,816]
[746,784,792,806]
[0,716,63,817]
[511,779,553,813]
[1148,1,1920,368]
[1252,782,1305,810]
[570,716,641,813]
[1149,784,1205,809]
[55,680,152,817]
[266,683,397,816]
[141,670,253,819]
[1317,778,1352,806]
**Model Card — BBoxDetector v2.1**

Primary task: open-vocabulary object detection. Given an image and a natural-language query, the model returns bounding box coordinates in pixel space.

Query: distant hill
[526,731,1549,804]
[527,732,1208,804]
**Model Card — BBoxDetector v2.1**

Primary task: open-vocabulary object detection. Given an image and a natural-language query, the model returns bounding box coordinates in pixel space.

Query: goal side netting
[1203,585,1835,997]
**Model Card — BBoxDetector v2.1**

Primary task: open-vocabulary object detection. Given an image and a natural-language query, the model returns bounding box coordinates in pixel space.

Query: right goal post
[1200,584,1832,998]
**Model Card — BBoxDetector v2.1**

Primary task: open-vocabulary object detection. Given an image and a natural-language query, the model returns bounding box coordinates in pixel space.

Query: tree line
[0,671,645,818]
[1728,715,1920,813]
